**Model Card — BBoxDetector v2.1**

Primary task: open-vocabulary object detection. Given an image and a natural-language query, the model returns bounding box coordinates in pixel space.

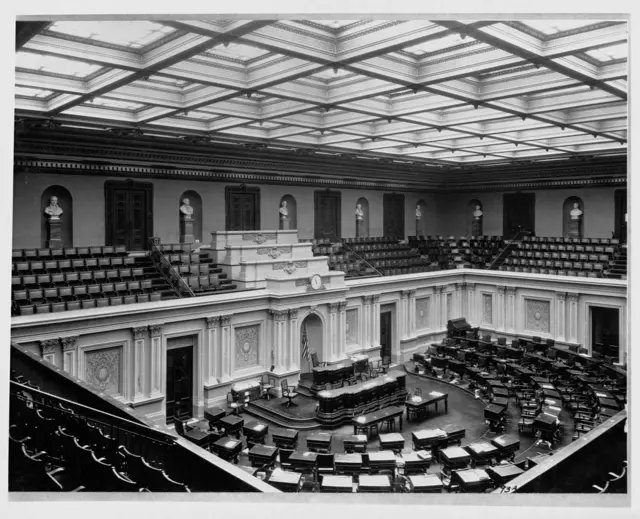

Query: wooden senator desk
[484,404,506,430]
[343,434,367,453]
[334,453,363,476]
[379,433,405,452]
[271,427,298,450]
[211,436,243,463]
[248,444,278,468]
[289,451,318,475]
[405,390,448,421]
[321,475,353,493]
[231,379,261,402]
[492,397,509,408]
[352,406,404,437]
[220,414,243,437]
[407,474,443,493]
[400,452,432,474]
[316,371,407,427]
[490,434,520,461]
[451,468,493,492]
[267,468,302,492]
[465,441,499,466]
[368,451,397,477]
[439,446,471,472]
[306,432,332,453]
[203,406,226,429]
[430,355,448,370]
[243,421,268,446]
[442,423,466,445]
[312,361,353,391]
[412,428,447,451]
[486,464,524,486]
[358,474,392,492]
[492,387,510,399]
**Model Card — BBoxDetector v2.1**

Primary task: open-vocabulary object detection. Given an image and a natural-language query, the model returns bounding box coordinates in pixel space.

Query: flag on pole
[301,321,310,364]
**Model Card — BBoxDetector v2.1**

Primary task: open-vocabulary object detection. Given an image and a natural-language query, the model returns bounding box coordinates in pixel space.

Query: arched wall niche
[563,196,584,238]
[356,197,369,237]
[40,185,73,248]
[300,312,323,373]
[467,198,483,237]
[279,194,297,230]
[416,199,427,236]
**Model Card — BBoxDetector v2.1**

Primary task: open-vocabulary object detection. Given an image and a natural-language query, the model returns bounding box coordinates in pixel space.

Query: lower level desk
[267,469,302,492]
[408,474,443,493]
[321,475,353,493]
[352,406,404,437]
[358,474,392,492]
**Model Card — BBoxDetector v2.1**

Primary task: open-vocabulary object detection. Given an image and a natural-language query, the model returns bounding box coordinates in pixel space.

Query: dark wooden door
[226,187,260,231]
[314,190,341,240]
[380,311,392,360]
[105,180,153,251]
[383,193,405,239]
[614,189,627,242]
[165,346,193,424]
[503,193,535,238]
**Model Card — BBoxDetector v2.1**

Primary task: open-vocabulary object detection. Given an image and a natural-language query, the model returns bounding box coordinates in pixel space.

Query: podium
[472,218,482,236]
[568,218,582,239]
[280,217,290,230]
[46,218,63,249]
[180,216,194,244]
[356,218,364,238]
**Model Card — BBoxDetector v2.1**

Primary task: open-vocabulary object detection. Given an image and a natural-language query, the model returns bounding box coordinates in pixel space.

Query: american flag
[301,321,310,363]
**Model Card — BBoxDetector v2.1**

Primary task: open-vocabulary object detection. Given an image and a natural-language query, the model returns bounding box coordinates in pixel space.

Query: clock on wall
[310,274,323,290]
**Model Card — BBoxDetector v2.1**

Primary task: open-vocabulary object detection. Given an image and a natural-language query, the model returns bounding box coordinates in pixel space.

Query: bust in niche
[570,202,583,220]
[279,200,289,219]
[44,196,63,220]
[355,203,364,221]
[180,198,194,219]
[473,205,483,219]
[416,205,422,220]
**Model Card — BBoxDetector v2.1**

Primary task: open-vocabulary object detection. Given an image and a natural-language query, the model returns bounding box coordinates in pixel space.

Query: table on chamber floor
[321,475,354,493]
[352,405,404,436]
[358,474,392,492]
[267,469,302,492]
[407,474,443,493]
[405,391,448,421]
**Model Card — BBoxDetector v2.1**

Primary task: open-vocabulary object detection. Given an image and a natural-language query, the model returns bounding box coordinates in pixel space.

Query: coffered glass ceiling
[14,18,628,167]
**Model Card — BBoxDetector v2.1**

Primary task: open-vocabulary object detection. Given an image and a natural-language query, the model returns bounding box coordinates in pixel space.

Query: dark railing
[10,380,176,464]
[148,238,195,298]
[340,241,384,277]
[486,229,528,270]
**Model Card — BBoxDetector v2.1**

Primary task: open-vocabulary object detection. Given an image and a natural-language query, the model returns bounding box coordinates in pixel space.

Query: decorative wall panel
[446,293,452,320]
[416,297,430,330]
[525,299,551,333]
[85,346,123,396]
[482,294,493,325]
[346,309,358,345]
[235,325,259,370]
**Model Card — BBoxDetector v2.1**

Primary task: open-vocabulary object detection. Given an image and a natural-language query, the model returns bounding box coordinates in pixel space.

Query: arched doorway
[300,312,323,374]
[41,185,73,248]
[563,196,584,238]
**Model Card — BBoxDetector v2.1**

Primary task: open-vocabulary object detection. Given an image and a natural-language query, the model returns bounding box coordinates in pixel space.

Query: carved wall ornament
[567,293,579,302]
[372,294,380,303]
[206,316,220,329]
[346,309,358,345]
[497,285,506,294]
[132,327,147,340]
[39,339,59,355]
[556,292,567,301]
[220,315,232,326]
[338,301,348,311]
[269,309,289,321]
[258,246,292,259]
[416,297,430,330]
[148,325,163,338]
[243,232,277,244]
[446,293,452,320]
[288,309,298,319]
[362,295,373,305]
[506,286,517,296]
[483,294,493,325]
[60,336,79,351]
[85,346,123,396]
[467,282,476,291]
[235,325,259,369]
[273,260,307,274]
[296,278,310,287]
[329,302,340,313]
[525,299,551,333]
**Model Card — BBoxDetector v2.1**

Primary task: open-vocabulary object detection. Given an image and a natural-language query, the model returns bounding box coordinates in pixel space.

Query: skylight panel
[180,111,213,121]
[404,32,472,56]
[522,20,601,35]
[48,21,174,48]
[15,86,54,98]
[90,97,145,110]
[208,43,270,61]
[16,51,102,77]
[311,20,359,29]
[585,43,627,62]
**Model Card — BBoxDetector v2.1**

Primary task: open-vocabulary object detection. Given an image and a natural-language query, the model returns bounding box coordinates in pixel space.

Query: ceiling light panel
[48,21,174,48]
[16,51,102,78]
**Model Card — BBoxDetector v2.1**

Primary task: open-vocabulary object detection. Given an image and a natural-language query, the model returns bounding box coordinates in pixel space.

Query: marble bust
[355,203,364,221]
[180,198,194,218]
[279,201,288,219]
[570,202,583,220]
[416,204,422,220]
[473,205,483,219]
[44,196,63,220]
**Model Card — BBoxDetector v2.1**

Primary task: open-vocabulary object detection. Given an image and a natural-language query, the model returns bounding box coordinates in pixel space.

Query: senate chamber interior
[8,17,630,498]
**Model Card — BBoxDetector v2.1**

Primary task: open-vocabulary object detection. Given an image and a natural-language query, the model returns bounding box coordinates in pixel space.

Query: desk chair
[260,374,276,400]
[227,391,247,415]
[311,352,326,368]
[281,380,298,408]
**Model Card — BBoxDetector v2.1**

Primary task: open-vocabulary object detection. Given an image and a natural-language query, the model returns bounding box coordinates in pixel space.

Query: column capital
[269,309,289,321]
[220,315,232,326]
[456,282,466,290]
[556,292,567,301]
[148,324,163,337]
[39,339,59,355]
[497,285,506,294]
[205,316,220,329]
[362,295,373,305]
[60,336,79,351]
[567,292,579,302]
[338,301,348,312]
[288,308,298,319]
[372,294,380,303]
[132,326,148,340]
[506,286,517,296]
[467,282,475,291]
[329,302,340,313]
[435,285,445,294]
